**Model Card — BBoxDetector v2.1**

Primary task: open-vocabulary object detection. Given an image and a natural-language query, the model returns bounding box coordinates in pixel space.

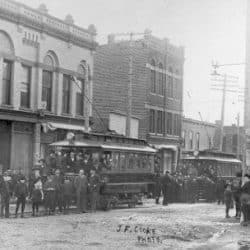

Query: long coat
[74,175,88,194]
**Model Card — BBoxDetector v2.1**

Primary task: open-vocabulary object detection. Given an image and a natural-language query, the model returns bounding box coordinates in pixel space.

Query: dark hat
[244,174,250,179]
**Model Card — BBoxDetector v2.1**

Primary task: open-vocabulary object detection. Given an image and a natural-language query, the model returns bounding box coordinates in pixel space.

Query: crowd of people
[155,171,250,224]
[0,167,102,218]
[154,171,217,205]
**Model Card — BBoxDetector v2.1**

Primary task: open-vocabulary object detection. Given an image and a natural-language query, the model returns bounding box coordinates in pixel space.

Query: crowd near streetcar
[0,131,249,226]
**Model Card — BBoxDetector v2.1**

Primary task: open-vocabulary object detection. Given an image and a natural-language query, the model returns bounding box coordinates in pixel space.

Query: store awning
[152,144,178,151]
[42,122,89,133]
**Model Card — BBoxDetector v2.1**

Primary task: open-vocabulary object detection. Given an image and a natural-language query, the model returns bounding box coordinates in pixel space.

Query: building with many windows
[93,32,184,173]
[0,0,97,175]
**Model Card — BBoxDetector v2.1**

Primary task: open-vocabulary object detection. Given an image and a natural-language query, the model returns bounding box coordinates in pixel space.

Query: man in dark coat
[154,173,162,204]
[0,172,12,218]
[240,174,250,223]
[74,169,88,213]
[53,169,64,213]
[88,169,101,212]
[161,171,171,205]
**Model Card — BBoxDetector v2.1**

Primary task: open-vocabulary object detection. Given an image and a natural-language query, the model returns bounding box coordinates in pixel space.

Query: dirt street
[0,201,249,250]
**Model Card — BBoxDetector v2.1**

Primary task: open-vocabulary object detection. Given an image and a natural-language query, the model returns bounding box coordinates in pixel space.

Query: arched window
[168,67,174,98]
[76,63,87,116]
[158,63,164,95]
[42,51,59,111]
[150,59,156,93]
[0,31,14,55]
[0,31,15,105]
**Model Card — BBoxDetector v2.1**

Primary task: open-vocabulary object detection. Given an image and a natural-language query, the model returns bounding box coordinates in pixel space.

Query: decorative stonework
[0,0,98,50]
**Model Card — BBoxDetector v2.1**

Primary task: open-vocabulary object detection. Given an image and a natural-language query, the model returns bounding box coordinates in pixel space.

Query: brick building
[93,32,184,173]
[214,125,244,160]
[0,0,97,175]
[182,117,218,152]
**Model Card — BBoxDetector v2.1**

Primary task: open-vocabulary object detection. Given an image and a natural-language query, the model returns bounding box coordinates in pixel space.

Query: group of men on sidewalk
[0,167,101,218]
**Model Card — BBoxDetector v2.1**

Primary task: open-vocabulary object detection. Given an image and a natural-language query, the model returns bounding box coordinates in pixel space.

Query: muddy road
[0,201,249,249]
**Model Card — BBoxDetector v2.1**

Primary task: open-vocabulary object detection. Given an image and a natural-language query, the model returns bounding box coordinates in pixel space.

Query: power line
[71,76,109,133]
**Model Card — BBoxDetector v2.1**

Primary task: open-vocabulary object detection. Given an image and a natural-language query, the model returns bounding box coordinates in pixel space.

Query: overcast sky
[18,0,247,125]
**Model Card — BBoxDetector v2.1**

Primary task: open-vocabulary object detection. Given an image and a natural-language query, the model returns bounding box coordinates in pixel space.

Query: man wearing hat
[0,171,12,218]
[88,168,101,212]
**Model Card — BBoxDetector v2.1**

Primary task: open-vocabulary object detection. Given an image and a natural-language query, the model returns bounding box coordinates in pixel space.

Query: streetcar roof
[50,140,156,153]
[101,144,157,153]
[181,156,242,164]
[50,140,101,148]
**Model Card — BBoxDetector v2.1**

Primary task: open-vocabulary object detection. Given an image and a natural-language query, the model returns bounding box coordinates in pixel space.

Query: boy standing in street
[14,176,28,218]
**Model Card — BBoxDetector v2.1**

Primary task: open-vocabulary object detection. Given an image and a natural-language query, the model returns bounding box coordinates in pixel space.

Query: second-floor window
[157,110,164,134]
[189,131,194,149]
[166,112,173,135]
[149,109,155,133]
[20,65,31,108]
[62,75,71,114]
[196,132,200,150]
[158,63,164,95]
[42,70,52,111]
[76,78,84,116]
[150,60,156,93]
[2,60,12,105]
[167,67,174,98]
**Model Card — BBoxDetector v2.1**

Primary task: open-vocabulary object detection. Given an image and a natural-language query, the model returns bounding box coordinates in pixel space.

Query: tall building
[0,0,97,175]
[93,32,184,173]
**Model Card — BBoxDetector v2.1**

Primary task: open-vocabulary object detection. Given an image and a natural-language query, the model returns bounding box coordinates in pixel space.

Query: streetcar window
[111,152,119,171]
[128,153,135,169]
[120,153,126,170]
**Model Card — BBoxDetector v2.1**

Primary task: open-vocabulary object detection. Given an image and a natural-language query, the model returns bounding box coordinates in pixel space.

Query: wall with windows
[0,0,97,173]
[182,118,217,151]
[0,13,95,117]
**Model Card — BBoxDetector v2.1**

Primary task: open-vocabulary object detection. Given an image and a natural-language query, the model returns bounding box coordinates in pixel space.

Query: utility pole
[210,72,238,152]
[111,30,151,137]
[236,112,240,159]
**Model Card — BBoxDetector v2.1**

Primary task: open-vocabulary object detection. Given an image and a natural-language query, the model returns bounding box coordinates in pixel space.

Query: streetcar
[49,132,157,209]
[180,150,242,181]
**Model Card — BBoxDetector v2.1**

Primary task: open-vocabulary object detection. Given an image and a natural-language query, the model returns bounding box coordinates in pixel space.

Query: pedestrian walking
[43,174,56,215]
[0,172,12,218]
[88,169,100,212]
[224,184,233,218]
[74,169,88,213]
[154,173,162,204]
[31,177,43,216]
[14,176,28,218]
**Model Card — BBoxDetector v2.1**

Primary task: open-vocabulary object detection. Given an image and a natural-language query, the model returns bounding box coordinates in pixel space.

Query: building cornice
[0,0,98,50]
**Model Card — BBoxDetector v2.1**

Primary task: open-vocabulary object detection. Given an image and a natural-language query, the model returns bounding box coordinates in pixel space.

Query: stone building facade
[93,32,184,173]
[0,0,97,175]
[182,117,218,152]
